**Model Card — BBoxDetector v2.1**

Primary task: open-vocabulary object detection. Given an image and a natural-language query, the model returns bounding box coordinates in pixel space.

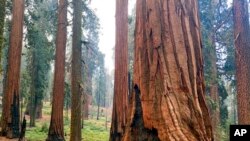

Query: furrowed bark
[47,0,67,140]
[123,0,213,140]
[233,0,250,124]
[110,0,129,140]
[0,0,24,138]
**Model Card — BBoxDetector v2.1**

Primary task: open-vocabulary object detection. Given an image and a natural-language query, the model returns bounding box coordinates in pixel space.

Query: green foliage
[199,0,234,85]
[218,81,229,127]
[81,0,101,101]
[64,82,71,109]
[199,1,235,140]
[20,70,31,112]
[82,118,109,141]
[26,122,49,141]
[0,0,11,96]
[40,122,49,132]
[25,102,110,141]
[42,101,51,115]
[0,0,6,73]
[0,17,10,97]
[206,96,218,111]
[94,53,107,107]
[23,0,56,119]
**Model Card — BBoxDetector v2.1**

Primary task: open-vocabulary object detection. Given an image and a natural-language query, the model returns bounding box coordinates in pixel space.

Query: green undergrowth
[25,102,110,141]
[26,117,109,141]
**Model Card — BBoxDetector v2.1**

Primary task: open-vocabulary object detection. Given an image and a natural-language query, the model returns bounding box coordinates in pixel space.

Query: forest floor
[0,102,111,141]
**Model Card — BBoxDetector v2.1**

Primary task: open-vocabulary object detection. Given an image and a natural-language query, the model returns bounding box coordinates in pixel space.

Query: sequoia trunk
[233,0,250,124]
[47,0,67,140]
[0,0,24,138]
[123,0,213,140]
[110,0,129,140]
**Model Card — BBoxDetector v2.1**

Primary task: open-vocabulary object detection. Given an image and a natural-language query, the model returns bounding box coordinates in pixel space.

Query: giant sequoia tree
[233,0,250,124]
[110,0,128,140]
[123,0,213,140]
[47,0,67,140]
[70,0,83,140]
[0,0,24,138]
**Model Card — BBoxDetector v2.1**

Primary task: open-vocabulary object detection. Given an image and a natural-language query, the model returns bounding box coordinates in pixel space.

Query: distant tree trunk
[83,93,89,119]
[209,40,220,140]
[0,0,6,72]
[233,0,250,124]
[123,0,213,140]
[70,0,83,140]
[26,95,43,121]
[208,1,220,138]
[97,79,101,120]
[29,52,37,127]
[0,0,24,138]
[110,0,128,140]
[36,101,42,119]
[83,70,92,119]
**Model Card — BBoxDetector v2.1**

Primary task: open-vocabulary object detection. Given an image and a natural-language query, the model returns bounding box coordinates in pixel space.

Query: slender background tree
[70,0,83,140]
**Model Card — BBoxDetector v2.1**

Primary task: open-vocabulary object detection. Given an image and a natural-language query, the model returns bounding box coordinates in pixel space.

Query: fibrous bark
[110,0,129,140]
[233,0,250,124]
[123,0,213,140]
[47,0,67,140]
[0,0,24,138]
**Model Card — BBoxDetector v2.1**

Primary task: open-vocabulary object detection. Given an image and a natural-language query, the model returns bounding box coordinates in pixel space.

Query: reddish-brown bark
[47,0,67,140]
[110,0,129,140]
[0,0,24,138]
[233,0,250,124]
[123,0,213,140]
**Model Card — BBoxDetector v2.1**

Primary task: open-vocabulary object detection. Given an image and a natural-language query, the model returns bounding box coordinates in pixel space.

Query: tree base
[46,134,65,141]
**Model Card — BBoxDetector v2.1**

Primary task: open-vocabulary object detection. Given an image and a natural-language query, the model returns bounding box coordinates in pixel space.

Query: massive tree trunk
[47,0,67,140]
[0,0,6,71]
[70,0,83,140]
[233,0,250,124]
[123,0,213,140]
[0,0,24,138]
[110,0,128,140]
